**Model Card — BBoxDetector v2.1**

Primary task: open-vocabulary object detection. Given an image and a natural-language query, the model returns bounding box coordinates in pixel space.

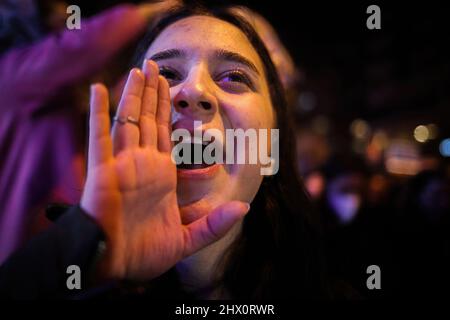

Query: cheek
[218,95,276,162]
[219,94,274,130]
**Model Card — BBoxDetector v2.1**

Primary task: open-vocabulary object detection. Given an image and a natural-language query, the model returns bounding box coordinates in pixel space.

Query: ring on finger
[113,115,140,127]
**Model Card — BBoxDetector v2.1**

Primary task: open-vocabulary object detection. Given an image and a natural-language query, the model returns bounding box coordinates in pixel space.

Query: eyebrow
[214,49,260,75]
[149,49,185,61]
[148,48,260,75]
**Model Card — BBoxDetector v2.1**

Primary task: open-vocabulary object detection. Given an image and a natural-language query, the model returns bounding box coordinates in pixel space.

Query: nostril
[199,101,212,110]
[178,100,189,108]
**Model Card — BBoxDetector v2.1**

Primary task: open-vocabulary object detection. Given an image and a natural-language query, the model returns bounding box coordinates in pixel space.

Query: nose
[172,69,218,120]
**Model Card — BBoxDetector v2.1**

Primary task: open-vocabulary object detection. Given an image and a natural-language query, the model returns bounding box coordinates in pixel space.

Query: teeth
[179,136,210,145]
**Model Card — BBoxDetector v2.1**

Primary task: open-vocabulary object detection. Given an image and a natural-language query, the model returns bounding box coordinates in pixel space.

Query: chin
[176,164,229,206]
[176,164,262,224]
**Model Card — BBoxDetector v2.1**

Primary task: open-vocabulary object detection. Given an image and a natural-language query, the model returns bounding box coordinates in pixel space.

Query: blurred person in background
[303,169,326,201]
[318,152,393,298]
[391,168,450,298]
[295,126,330,178]
[320,153,370,226]
[0,0,178,263]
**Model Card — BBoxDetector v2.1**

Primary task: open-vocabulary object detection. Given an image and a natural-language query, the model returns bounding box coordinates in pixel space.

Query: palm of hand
[85,147,182,279]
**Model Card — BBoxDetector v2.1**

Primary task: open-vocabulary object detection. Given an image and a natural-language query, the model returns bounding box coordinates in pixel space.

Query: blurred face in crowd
[305,171,325,200]
[144,16,276,222]
[327,172,367,224]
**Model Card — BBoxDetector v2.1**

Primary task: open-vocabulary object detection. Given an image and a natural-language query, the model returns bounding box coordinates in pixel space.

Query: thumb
[182,201,250,257]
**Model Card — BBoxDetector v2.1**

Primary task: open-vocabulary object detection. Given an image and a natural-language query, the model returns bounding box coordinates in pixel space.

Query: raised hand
[80,60,249,281]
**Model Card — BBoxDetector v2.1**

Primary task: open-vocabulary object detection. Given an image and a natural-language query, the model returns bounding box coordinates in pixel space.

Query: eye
[216,69,255,92]
[159,66,182,86]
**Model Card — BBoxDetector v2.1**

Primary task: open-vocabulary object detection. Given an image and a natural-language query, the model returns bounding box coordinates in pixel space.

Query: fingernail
[143,59,151,75]
[90,83,98,94]
[129,68,143,82]
[243,202,251,213]
[131,67,142,76]
[151,60,159,72]
[143,59,149,67]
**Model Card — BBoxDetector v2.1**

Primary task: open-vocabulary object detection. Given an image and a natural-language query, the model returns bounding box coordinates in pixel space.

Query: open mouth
[176,141,218,170]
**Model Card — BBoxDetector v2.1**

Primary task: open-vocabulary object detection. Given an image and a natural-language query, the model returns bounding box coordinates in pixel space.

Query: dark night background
[78,0,450,143]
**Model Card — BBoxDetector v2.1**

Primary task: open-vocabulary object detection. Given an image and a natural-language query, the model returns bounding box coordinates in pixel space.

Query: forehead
[145,15,263,70]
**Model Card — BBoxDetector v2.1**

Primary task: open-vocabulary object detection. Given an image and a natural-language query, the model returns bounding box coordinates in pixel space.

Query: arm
[0,4,147,115]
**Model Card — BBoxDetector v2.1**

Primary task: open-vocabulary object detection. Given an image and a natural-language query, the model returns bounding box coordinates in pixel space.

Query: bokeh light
[439,138,450,157]
[414,125,429,143]
[350,119,371,140]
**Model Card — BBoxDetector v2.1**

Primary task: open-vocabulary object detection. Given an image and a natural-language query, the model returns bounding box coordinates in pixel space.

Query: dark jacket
[0,206,105,299]
[0,205,192,300]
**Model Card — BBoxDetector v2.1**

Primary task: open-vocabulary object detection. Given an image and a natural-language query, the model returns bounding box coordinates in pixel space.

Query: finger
[140,59,159,148]
[182,201,250,257]
[156,75,172,153]
[88,83,113,169]
[179,199,212,225]
[112,68,144,154]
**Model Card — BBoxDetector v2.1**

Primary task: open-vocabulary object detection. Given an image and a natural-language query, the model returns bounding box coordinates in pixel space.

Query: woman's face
[145,16,275,222]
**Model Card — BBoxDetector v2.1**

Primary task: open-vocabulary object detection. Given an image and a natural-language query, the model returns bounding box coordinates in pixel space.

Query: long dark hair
[133,4,330,299]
